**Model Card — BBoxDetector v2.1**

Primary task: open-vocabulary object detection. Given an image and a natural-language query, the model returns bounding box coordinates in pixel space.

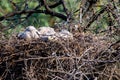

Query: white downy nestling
[38,27,56,36]
[57,29,73,39]
[17,26,40,40]
[17,31,31,40]
[25,26,40,38]
[38,27,56,41]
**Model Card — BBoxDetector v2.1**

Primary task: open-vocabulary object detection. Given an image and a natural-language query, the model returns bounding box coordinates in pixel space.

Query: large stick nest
[0,32,120,80]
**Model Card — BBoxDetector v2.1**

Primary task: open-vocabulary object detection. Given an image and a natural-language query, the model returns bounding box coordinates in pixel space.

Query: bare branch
[0,9,67,21]
[84,6,107,31]
[0,0,67,21]
[61,0,69,16]
[49,0,62,8]
[9,0,20,11]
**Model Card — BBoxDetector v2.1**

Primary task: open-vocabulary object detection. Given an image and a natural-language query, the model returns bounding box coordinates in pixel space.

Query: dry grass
[0,31,120,80]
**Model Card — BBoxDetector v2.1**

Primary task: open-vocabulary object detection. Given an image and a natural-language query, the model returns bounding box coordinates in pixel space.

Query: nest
[0,32,120,80]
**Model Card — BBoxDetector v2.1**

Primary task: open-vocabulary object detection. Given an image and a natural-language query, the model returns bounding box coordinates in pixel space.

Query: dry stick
[48,72,64,80]
[107,4,120,27]
[106,4,117,19]
[85,3,119,31]
[82,0,98,18]
[108,40,120,49]
[47,68,71,76]
[84,6,106,31]
[109,65,116,80]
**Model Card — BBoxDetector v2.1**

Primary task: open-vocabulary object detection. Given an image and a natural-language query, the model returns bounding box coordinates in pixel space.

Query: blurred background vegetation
[0,0,120,40]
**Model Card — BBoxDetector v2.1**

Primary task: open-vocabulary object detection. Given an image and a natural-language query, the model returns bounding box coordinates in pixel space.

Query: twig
[9,0,20,11]
[84,6,106,31]
[49,0,62,8]
[109,65,116,80]
[42,0,52,12]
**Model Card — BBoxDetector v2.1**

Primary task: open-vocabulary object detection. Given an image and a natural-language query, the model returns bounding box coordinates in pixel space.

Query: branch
[109,40,120,50]
[0,0,67,21]
[9,0,20,11]
[26,3,42,19]
[25,0,57,18]
[84,6,106,31]
[42,0,52,12]
[0,10,67,21]
[82,0,98,19]
[61,0,69,16]
[49,0,62,8]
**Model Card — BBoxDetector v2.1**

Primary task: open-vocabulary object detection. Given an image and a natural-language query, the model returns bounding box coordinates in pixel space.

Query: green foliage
[0,0,12,16]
